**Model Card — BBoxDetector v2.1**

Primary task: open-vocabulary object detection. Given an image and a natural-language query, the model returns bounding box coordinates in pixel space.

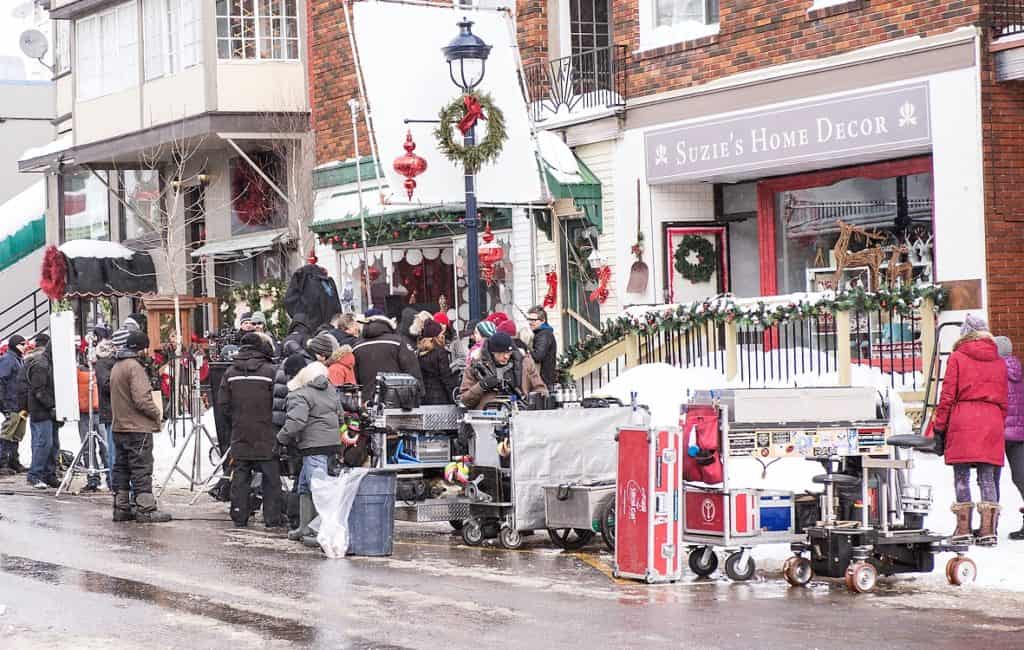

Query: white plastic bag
[309,467,370,559]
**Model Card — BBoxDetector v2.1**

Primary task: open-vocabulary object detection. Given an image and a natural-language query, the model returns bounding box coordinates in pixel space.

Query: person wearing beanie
[527,305,558,387]
[307,333,339,363]
[469,320,497,364]
[496,320,517,338]
[0,334,28,475]
[993,336,1024,541]
[24,338,58,489]
[459,331,547,409]
[239,312,256,332]
[217,327,282,529]
[109,330,171,523]
[934,313,1006,546]
[111,317,139,351]
[417,319,458,405]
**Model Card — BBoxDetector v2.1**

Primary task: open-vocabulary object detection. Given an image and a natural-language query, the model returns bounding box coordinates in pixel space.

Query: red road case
[614,426,683,584]
[683,487,760,537]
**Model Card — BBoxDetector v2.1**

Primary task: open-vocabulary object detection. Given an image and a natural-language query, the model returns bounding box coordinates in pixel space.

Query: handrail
[0,288,50,343]
[990,1,1024,37]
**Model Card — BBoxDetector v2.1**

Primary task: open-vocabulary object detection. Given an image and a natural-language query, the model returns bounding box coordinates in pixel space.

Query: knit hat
[476,320,497,338]
[995,335,1013,358]
[497,320,518,337]
[250,311,267,325]
[307,333,339,359]
[489,332,515,353]
[283,353,308,379]
[8,335,25,348]
[960,313,989,337]
[240,332,264,348]
[33,333,50,348]
[433,311,450,327]
[421,319,443,339]
[239,312,253,325]
[93,326,112,341]
[122,317,140,332]
[125,331,150,352]
[486,312,510,326]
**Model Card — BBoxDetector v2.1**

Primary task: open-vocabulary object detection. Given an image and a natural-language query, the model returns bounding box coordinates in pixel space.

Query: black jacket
[217,346,277,460]
[0,348,24,413]
[419,346,458,405]
[282,314,312,353]
[25,346,55,421]
[530,324,558,386]
[352,316,423,402]
[283,265,342,332]
[94,340,117,424]
[273,350,310,432]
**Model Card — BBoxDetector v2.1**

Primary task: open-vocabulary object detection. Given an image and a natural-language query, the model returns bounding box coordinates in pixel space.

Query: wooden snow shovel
[626,179,649,293]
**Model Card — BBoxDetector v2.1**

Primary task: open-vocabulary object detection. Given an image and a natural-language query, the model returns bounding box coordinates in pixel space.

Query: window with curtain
[216,0,299,60]
[143,0,202,80]
[654,0,719,27]
[62,170,111,242]
[54,21,72,75]
[75,2,138,100]
[121,170,163,248]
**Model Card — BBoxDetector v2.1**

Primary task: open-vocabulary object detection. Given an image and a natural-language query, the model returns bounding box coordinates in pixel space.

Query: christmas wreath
[434,91,507,174]
[674,235,717,284]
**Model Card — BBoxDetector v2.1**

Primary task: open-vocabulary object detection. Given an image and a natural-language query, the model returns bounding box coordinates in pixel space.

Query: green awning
[0,218,45,272]
[542,154,602,232]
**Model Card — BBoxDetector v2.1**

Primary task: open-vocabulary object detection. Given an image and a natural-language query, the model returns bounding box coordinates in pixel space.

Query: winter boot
[976,502,1000,546]
[0,441,13,476]
[134,493,172,524]
[1008,508,1024,541]
[289,493,314,541]
[112,492,134,522]
[950,502,974,543]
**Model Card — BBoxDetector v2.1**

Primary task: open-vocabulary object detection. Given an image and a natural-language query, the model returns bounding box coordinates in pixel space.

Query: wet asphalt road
[1,482,1022,649]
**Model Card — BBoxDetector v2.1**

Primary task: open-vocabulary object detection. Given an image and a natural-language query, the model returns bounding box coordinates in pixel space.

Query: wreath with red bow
[434,91,507,174]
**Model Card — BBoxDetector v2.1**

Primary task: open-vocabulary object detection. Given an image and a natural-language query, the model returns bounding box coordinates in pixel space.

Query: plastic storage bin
[347,470,397,556]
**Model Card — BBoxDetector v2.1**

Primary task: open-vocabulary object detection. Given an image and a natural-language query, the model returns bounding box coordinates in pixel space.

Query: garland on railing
[557,284,947,374]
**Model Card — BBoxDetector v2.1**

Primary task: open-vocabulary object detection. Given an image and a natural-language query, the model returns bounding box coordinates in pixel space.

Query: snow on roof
[536,131,583,185]
[59,239,135,260]
[0,180,45,240]
[19,135,72,162]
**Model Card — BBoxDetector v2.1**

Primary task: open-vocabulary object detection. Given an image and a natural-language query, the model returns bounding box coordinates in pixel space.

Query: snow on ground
[597,362,1024,592]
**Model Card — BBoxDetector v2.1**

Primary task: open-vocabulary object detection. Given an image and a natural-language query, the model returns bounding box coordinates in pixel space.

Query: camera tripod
[57,340,108,497]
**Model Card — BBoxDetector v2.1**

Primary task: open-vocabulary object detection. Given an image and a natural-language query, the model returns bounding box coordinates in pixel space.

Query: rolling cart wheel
[599,497,616,553]
[449,520,465,532]
[724,552,756,582]
[946,557,977,586]
[687,547,719,578]
[783,557,813,587]
[499,527,524,550]
[462,520,484,546]
[546,528,595,551]
[845,561,878,594]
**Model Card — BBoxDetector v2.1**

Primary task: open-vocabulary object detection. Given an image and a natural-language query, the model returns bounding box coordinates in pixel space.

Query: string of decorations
[315,210,512,250]
[557,284,948,374]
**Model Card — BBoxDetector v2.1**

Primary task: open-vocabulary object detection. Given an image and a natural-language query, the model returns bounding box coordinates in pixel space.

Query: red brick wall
[517,0,549,69]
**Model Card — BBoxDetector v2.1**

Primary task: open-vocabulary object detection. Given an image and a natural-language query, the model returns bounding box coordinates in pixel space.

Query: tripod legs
[56,425,108,497]
[156,421,225,498]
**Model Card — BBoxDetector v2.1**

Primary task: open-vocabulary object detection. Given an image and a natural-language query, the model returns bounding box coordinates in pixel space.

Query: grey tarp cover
[511,406,637,531]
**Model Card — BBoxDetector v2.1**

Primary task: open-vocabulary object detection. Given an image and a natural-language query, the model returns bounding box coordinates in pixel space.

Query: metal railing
[0,289,50,342]
[990,1,1024,37]
[522,45,627,123]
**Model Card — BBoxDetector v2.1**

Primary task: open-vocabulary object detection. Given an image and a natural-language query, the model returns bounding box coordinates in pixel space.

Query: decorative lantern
[393,130,427,200]
[477,222,504,286]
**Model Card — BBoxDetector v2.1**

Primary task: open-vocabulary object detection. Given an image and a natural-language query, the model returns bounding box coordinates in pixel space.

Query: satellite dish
[19,29,49,61]
[11,2,33,19]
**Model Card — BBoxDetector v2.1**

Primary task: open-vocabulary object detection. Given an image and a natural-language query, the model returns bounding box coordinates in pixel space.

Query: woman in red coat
[933,314,1008,546]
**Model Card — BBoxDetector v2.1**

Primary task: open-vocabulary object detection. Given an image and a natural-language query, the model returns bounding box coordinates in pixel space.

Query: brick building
[308,0,1024,346]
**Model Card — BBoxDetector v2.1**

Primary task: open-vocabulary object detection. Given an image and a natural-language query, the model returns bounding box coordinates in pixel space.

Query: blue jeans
[104,423,115,486]
[28,419,59,484]
[297,454,329,495]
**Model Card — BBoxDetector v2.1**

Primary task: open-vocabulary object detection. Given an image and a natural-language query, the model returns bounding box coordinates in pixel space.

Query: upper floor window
[143,0,202,80]
[641,0,718,51]
[216,0,299,60]
[62,170,111,242]
[76,2,138,101]
[54,21,72,75]
[655,0,718,27]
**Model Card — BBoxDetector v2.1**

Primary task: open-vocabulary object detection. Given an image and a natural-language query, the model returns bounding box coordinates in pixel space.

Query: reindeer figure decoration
[886,244,914,287]
[832,220,889,290]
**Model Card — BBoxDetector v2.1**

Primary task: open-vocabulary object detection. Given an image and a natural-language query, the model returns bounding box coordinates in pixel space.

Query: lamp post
[443,18,491,323]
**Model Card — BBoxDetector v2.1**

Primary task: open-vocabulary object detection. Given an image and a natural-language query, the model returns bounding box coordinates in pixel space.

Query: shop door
[560,221,601,346]
[663,225,728,304]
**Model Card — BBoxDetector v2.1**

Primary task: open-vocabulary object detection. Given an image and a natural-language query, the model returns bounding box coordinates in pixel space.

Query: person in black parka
[283,264,342,332]
[352,314,423,403]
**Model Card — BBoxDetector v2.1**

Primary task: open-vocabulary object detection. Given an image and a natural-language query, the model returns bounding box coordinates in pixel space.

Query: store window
[774,172,934,294]
[61,170,110,242]
[216,0,299,61]
[75,2,138,100]
[143,0,202,80]
[121,169,163,248]
[229,152,287,235]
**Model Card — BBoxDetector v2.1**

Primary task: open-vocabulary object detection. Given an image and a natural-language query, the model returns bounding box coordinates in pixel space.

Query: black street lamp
[443,18,491,324]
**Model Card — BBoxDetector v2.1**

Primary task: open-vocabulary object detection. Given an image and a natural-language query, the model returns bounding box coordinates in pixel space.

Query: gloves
[931,429,946,456]
[479,374,501,391]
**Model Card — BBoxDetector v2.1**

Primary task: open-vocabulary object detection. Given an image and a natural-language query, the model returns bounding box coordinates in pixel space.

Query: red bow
[588,266,611,304]
[458,95,486,135]
[543,271,558,309]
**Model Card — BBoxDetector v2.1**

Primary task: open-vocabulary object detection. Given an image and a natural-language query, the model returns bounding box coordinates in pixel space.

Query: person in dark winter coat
[284,263,342,332]
[933,315,1007,546]
[94,338,117,486]
[25,342,59,489]
[418,320,459,405]
[329,313,362,348]
[276,361,342,543]
[0,335,27,475]
[527,306,558,387]
[459,333,548,409]
[995,336,1024,541]
[352,314,423,402]
[282,313,312,352]
[217,333,281,528]
[398,307,419,348]
[109,332,171,524]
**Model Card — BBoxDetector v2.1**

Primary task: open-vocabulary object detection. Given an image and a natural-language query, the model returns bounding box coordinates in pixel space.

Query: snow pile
[59,239,136,260]
[0,180,45,240]
[536,131,583,184]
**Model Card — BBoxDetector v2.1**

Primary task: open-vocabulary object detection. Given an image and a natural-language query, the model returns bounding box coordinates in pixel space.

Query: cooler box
[758,491,794,533]
[614,426,683,584]
[683,487,759,537]
[544,482,615,531]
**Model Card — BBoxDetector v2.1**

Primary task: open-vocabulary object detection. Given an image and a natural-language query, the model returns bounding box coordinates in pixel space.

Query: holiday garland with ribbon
[674,235,717,284]
[434,91,507,174]
[315,209,512,250]
[557,284,948,375]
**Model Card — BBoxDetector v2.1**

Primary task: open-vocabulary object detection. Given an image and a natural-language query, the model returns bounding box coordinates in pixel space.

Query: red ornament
[477,223,504,286]
[543,271,558,309]
[39,245,68,300]
[588,265,611,305]
[368,267,381,282]
[458,94,486,135]
[393,130,427,200]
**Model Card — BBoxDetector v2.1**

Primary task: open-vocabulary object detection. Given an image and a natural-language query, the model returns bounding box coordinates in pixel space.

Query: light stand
[57,337,107,497]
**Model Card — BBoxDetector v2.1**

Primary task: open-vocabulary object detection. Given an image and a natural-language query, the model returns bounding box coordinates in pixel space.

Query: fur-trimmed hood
[287,360,329,391]
[94,339,117,359]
